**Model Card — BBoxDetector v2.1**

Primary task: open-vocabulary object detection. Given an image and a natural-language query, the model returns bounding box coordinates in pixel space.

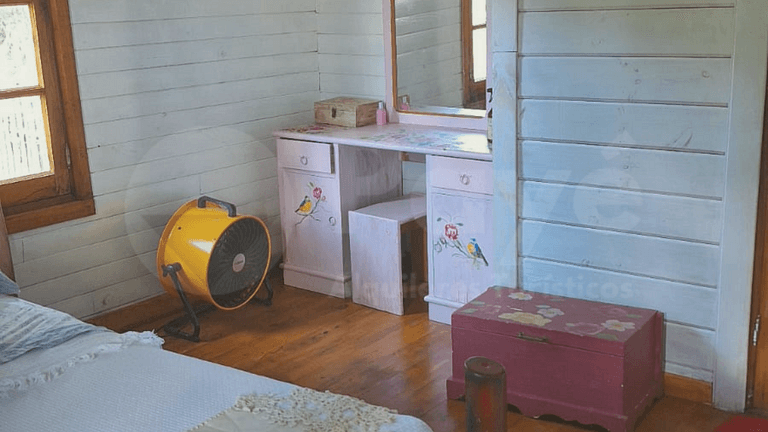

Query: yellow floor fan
[157,196,273,341]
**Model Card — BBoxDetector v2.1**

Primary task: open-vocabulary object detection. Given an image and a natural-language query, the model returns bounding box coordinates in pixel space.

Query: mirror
[392,0,487,117]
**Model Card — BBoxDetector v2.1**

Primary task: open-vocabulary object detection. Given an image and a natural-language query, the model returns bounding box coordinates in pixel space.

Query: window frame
[461,0,487,109]
[0,0,94,234]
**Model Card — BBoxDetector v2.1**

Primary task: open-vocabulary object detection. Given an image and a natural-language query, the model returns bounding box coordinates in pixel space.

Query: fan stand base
[163,304,215,343]
[161,263,275,342]
[162,263,208,342]
[250,277,274,306]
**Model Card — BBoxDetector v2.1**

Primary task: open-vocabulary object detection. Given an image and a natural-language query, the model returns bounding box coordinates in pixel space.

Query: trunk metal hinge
[753,314,762,347]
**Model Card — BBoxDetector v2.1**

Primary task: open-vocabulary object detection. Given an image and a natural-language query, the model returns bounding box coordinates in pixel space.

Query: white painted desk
[274,123,492,323]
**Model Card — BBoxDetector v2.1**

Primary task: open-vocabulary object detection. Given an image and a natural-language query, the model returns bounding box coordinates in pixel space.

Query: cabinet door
[430,191,494,303]
[280,170,344,276]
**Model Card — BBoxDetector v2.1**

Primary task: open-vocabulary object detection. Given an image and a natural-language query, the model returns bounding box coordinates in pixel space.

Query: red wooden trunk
[447,286,663,432]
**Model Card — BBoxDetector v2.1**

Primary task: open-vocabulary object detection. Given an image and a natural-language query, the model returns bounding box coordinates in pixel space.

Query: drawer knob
[329,216,337,226]
[459,174,471,185]
[299,155,308,166]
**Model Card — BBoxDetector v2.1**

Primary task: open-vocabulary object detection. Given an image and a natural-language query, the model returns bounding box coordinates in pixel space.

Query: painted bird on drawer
[295,196,312,215]
[467,238,488,266]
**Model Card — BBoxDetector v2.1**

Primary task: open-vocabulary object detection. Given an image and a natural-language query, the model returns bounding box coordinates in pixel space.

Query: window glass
[472,28,486,82]
[0,5,39,90]
[0,96,51,182]
[472,0,486,27]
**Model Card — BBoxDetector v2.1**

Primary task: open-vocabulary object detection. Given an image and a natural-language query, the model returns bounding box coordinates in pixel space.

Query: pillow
[0,270,19,295]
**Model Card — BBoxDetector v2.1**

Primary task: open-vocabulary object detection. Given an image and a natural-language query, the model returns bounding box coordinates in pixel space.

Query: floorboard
[90,273,749,432]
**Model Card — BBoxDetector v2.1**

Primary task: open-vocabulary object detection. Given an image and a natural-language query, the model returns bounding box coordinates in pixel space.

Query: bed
[0,204,433,432]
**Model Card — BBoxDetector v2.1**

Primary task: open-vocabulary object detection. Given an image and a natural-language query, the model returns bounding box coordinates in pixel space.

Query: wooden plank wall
[394,0,462,108]
[517,0,735,382]
[318,0,427,199]
[7,0,319,319]
[318,0,386,100]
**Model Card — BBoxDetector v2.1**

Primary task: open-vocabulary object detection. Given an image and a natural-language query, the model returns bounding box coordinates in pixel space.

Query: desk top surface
[274,123,492,161]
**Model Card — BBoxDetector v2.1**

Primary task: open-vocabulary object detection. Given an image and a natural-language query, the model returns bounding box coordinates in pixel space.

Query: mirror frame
[383,0,488,131]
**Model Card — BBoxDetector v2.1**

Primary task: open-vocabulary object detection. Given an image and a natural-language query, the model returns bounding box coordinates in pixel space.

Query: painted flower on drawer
[444,223,459,240]
[295,181,326,225]
[433,216,488,268]
[498,312,551,327]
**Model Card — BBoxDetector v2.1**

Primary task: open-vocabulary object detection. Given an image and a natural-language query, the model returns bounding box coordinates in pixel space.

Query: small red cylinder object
[465,356,506,432]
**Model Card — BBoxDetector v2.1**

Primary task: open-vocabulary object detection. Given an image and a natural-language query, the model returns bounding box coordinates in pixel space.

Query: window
[0,0,93,234]
[462,0,487,109]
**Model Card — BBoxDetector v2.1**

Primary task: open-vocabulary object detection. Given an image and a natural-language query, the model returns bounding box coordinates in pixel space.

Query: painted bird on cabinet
[295,196,312,215]
[467,238,488,267]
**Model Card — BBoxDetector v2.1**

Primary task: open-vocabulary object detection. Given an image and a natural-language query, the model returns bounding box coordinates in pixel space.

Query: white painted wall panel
[23,252,156,307]
[520,57,732,105]
[76,34,317,75]
[519,100,729,153]
[52,273,161,319]
[318,14,382,35]
[91,142,276,197]
[666,322,716,373]
[85,92,318,148]
[87,115,298,172]
[521,258,718,329]
[317,3,385,101]
[69,0,316,23]
[318,55,385,77]
[11,0,316,319]
[491,51,518,287]
[520,8,734,56]
[318,0,381,14]
[519,0,733,11]
[319,75,388,100]
[72,14,317,50]
[318,35,384,57]
[78,53,318,100]
[82,72,318,126]
[15,229,160,287]
[21,198,193,261]
[522,181,723,243]
[402,161,427,195]
[521,141,725,198]
[522,220,721,287]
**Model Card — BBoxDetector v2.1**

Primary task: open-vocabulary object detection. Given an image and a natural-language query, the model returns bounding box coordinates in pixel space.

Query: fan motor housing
[157,199,271,310]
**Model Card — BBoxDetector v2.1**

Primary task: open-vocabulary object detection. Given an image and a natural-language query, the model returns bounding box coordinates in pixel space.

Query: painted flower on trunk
[312,186,323,200]
[498,312,551,327]
[537,307,564,318]
[604,307,628,318]
[565,322,604,336]
[444,223,459,240]
[602,319,636,332]
[508,292,533,301]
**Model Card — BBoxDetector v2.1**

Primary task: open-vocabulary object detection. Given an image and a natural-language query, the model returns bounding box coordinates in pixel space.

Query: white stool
[349,194,427,315]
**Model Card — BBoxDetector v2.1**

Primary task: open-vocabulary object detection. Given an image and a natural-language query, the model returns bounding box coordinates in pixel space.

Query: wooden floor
[91,273,746,432]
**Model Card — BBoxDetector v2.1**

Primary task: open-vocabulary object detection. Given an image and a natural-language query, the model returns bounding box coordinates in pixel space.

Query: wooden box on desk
[314,97,378,127]
[447,287,663,432]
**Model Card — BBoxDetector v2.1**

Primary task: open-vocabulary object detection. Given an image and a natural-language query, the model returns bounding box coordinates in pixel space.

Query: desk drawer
[430,156,492,195]
[278,139,334,174]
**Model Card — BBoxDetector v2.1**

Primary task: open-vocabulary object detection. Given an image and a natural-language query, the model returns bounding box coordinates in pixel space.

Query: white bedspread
[0,332,433,432]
